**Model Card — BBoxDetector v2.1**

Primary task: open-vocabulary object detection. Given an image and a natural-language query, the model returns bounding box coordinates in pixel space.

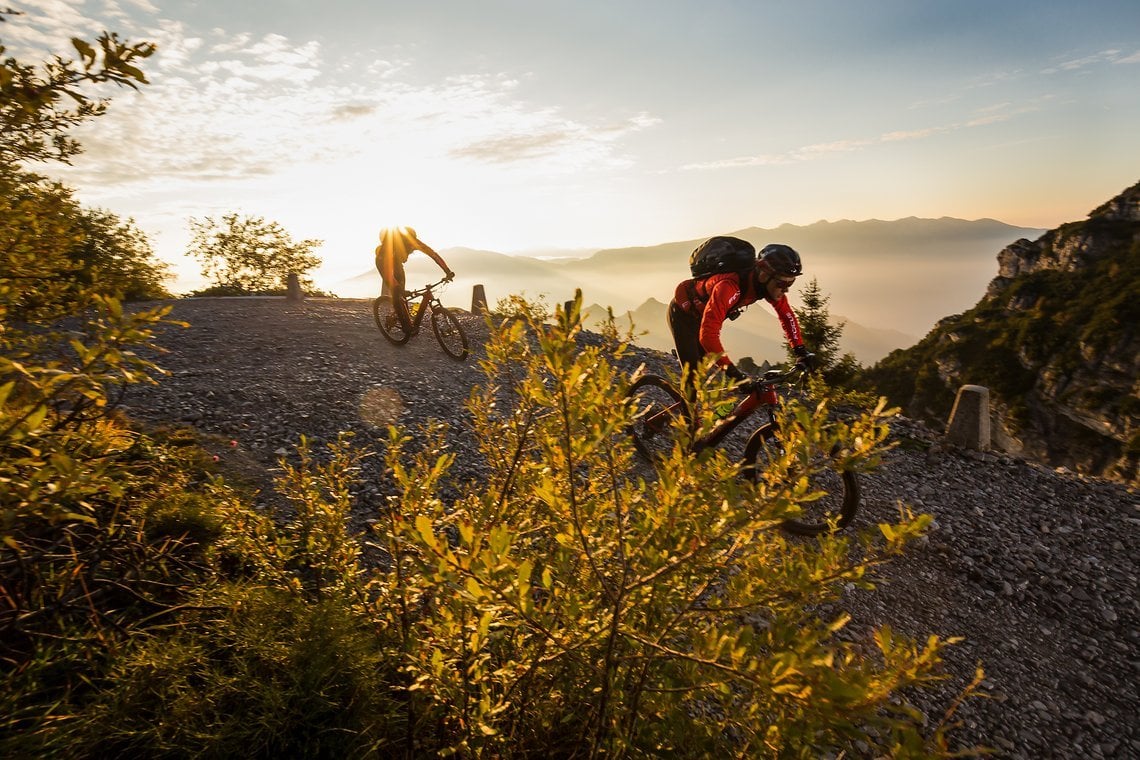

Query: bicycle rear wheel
[373,296,412,345]
[431,305,469,360]
[743,424,860,535]
[627,375,689,461]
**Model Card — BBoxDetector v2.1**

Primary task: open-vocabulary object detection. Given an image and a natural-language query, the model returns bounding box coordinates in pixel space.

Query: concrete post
[286,272,303,301]
[946,384,991,450]
[471,284,488,315]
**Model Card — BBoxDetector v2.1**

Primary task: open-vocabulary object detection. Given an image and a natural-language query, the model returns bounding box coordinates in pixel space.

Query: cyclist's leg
[667,301,705,403]
[392,265,412,332]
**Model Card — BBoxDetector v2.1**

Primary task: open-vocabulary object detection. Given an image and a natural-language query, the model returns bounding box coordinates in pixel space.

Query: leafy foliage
[1,15,169,311]
[0,167,86,320]
[70,206,172,301]
[0,12,155,165]
[188,213,324,295]
[357,294,969,756]
[0,168,171,317]
[3,290,981,757]
[0,295,193,753]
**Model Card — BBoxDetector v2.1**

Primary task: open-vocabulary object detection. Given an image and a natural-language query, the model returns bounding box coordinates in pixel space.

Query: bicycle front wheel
[627,375,689,461]
[373,296,412,345]
[743,424,860,535]
[431,305,469,360]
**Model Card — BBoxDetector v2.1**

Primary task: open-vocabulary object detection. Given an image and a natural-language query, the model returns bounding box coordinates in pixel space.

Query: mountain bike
[626,362,860,535]
[373,277,469,360]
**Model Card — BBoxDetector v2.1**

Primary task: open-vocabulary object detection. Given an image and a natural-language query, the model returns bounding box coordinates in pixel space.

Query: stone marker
[471,284,488,315]
[947,384,991,450]
[286,272,303,301]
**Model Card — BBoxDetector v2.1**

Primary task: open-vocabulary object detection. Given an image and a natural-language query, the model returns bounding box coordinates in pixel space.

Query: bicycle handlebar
[754,361,811,386]
[405,276,454,297]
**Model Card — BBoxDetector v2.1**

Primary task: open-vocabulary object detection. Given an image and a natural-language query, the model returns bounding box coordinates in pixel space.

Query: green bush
[67,587,397,760]
[1,293,981,757]
[356,295,969,757]
[144,491,227,548]
[187,213,323,294]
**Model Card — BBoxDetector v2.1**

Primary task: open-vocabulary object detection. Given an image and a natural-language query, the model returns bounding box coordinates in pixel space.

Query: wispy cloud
[683,99,1047,172]
[451,112,658,166]
[451,132,581,162]
[682,138,877,171]
[14,6,657,187]
[1042,48,1126,74]
[880,126,948,142]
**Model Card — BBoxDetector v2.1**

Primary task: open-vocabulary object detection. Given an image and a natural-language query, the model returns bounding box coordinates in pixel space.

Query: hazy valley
[334,217,1046,364]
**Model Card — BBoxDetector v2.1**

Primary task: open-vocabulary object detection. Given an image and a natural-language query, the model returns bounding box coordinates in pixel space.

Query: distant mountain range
[861,181,1139,484]
[337,217,1045,363]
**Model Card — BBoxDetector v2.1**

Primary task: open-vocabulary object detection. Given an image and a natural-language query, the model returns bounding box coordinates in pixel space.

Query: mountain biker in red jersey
[375,226,455,331]
[668,242,814,388]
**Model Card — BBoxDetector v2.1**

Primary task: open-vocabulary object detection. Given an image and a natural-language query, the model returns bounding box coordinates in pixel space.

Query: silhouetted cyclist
[375,226,454,332]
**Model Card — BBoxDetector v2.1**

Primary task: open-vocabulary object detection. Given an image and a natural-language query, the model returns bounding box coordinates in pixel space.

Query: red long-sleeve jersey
[673,272,804,369]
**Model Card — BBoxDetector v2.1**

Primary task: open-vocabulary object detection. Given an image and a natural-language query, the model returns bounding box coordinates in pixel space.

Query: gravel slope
[124,297,1139,758]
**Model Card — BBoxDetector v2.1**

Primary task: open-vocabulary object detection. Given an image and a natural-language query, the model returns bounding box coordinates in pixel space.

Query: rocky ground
[123,297,1138,759]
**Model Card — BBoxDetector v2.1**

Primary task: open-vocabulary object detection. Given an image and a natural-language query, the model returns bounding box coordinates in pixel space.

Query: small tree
[1,12,162,314]
[71,207,172,301]
[0,169,85,320]
[188,213,323,295]
[789,277,860,386]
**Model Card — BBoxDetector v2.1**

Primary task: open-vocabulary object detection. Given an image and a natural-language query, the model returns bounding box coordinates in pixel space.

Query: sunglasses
[773,277,796,290]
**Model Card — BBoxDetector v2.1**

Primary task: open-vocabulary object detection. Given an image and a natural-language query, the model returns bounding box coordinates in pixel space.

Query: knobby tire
[431,305,469,360]
[373,296,412,345]
[743,424,860,535]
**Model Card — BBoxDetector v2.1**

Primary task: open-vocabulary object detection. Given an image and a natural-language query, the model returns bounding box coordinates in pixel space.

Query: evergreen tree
[788,277,860,386]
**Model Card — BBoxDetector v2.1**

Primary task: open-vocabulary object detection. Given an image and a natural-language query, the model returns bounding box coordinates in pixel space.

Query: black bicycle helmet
[757,243,803,277]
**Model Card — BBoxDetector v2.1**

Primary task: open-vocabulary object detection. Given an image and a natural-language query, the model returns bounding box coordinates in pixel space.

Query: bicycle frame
[645,383,776,453]
[629,364,859,535]
[640,368,794,454]
[697,383,779,452]
[400,280,446,334]
[402,286,434,334]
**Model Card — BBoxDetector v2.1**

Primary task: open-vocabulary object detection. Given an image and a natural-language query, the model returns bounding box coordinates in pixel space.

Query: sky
[4,0,1139,291]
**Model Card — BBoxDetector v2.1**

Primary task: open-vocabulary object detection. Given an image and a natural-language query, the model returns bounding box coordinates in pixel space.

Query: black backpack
[688,236,756,278]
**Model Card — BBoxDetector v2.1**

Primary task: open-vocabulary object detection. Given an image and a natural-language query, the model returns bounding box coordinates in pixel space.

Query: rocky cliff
[863,180,1139,483]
